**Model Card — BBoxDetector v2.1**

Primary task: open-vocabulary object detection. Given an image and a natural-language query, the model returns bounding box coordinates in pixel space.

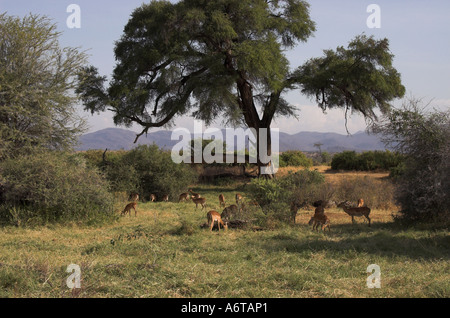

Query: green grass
[0,183,448,298]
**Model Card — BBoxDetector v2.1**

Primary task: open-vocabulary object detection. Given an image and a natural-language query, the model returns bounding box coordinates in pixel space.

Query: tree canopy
[77,0,405,175]
[0,13,88,159]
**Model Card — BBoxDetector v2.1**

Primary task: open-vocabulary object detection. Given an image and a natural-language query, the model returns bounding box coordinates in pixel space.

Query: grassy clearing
[0,177,448,298]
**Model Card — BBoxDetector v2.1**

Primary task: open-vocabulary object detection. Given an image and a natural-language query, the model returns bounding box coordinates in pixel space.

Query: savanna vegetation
[0,8,448,300]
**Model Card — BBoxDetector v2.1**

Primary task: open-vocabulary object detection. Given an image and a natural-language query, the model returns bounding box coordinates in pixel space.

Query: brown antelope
[128,193,139,202]
[207,210,228,232]
[189,189,201,199]
[235,193,243,205]
[357,198,364,207]
[218,194,226,207]
[162,194,169,202]
[308,213,330,231]
[290,201,303,224]
[179,192,190,202]
[121,202,137,217]
[221,204,238,221]
[192,196,207,210]
[149,194,156,202]
[337,201,371,226]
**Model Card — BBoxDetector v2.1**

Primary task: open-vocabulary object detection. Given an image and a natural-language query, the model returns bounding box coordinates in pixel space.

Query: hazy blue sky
[1,0,449,135]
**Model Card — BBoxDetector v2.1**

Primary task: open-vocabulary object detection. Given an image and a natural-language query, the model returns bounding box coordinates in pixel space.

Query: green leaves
[296,34,405,121]
[0,13,87,159]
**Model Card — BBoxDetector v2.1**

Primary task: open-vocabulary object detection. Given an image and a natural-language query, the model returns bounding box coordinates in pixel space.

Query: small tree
[0,14,87,159]
[371,98,450,224]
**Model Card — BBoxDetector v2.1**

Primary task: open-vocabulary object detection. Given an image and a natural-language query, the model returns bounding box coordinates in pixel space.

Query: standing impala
[218,194,226,207]
[235,193,243,205]
[179,192,190,202]
[207,210,228,232]
[337,201,371,226]
[308,213,330,231]
[192,196,207,210]
[189,189,201,199]
[357,198,364,207]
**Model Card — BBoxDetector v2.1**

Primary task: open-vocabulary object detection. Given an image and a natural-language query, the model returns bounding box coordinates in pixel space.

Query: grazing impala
[218,194,226,207]
[149,194,156,202]
[337,201,371,226]
[235,193,243,205]
[308,213,330,231]
[128,193,139,202]
[121,202,137,217]
[189,189,201,199]
[162,194,169,202]
[192,196,207,210]
[357,198,364,207]
[179,192,190,202]
[207,210,228,232]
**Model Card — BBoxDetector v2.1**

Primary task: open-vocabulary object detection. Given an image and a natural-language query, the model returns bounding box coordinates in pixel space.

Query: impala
[162,194,169,202]
[207,210,228,232]
[128,193,139,202]
[357,198,364,207]
[149,194,156,202]
[189,189,201,199]
[121,202,137,217]
[337,201,371,226]
[179,192,190,202]
[192,196,207,210]
[235,193,243,205]
[308,213,330,231]
[218,194,226,207]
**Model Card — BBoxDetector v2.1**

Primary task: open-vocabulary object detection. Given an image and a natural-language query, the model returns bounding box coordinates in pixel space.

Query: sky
[1,0,449,135]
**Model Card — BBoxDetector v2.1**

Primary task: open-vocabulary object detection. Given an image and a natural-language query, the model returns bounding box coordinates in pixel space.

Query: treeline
[330,150,405,172]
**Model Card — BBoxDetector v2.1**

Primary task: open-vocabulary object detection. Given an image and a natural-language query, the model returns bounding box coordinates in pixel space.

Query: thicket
[331,150,404,171]
[82,145,198,202]
[371,98,450,224]
[247,170,325,223]
[0,151,115,226]
[279,150,313,168]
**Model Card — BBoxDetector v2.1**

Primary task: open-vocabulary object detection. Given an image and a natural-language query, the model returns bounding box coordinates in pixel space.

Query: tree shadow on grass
[255,223,450,261]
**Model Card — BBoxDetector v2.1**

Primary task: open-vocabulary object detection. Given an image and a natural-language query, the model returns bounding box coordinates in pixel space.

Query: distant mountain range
[76,127,388,153]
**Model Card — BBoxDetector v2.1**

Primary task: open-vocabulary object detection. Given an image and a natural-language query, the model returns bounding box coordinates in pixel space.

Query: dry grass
[0,171,448,298]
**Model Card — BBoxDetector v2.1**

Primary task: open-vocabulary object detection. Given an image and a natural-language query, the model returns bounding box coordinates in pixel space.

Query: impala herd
[121,189,372,232]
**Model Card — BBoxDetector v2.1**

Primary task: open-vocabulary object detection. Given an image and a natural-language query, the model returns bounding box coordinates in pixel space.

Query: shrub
[331,150,404,171]
[332,176,396,210]
[0,151,115,226]
[247,170,325,222]
[108,145,198,201]
[279,151,313,168]
[372,98,450,224]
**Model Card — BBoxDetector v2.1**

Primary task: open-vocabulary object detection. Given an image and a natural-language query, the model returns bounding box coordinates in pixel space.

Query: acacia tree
[77,0,405,176]
[0,13,87,159]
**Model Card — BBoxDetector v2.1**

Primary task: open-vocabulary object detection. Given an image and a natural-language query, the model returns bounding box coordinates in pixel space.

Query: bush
[247,170,325,222]
[372,99,450,224]
[332,176,396,210]
[0,151,115,226]
[331,150,404,171]
[279,151,313,168]
[106,145,198,201]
